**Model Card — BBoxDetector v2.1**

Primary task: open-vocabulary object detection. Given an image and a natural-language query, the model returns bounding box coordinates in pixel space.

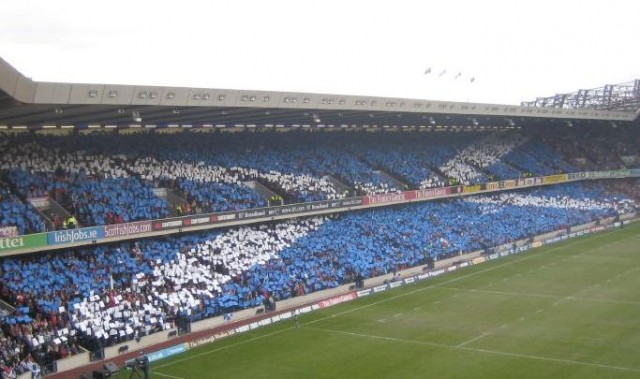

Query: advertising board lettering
[503,180,516,188]
[485,182,499,190]
[463,185,482,193]
[373,284,388,293]
[317,293,357,308]
[239,210,267,219]
[429,269,445,277]
[212,214,236,222]
[340,198,364,207]
[153,220,183,231]
[104,221,152,238]
[183,217,210,227]
[542,174,568,184]
[47,227,103,245]
[364,193,407,205]
[414,187,451,200]
[0,234,47,253]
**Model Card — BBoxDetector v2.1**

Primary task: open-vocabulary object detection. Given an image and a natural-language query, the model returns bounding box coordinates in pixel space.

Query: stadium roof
[0,57,637,129]
[522,80,640,112]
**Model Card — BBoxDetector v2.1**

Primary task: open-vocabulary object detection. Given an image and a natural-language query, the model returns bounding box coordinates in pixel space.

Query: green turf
[116,222,640,379]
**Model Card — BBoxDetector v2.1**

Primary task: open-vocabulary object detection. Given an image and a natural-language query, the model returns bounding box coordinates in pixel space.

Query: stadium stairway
[31,197,68,231]
[374,169,410,191]
[164,188,189,217]
[244,180,281,205]
[323,175,352,196]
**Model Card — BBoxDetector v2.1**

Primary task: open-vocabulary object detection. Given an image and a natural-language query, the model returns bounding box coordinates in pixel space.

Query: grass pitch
[118,222,640,379]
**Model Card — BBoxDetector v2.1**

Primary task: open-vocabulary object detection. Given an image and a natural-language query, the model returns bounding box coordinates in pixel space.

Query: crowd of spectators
[0,182,634,371]
[0,126,637,236]
[536,124,638,171]
[0,187,44,235]
[439,133,525,185]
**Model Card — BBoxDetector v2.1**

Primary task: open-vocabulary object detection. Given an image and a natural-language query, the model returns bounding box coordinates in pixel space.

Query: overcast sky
[1,0,638,105]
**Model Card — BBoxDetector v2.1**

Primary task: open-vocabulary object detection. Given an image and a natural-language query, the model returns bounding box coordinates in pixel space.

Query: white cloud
[1,0,639,105]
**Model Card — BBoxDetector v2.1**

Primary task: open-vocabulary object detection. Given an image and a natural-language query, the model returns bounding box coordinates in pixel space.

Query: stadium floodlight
[263,96,270,102]
[138,92,147,99]
[149,92,158,99]
[87,90,98,98]
[218,94,225,101]
[166,92,176,100]
[202,94,210,100]
[108,90,118,98]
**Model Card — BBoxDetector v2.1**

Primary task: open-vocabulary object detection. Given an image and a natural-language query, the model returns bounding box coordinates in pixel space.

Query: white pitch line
[154,372,186,379]
[308,326,640,374]
[457,333,489,348]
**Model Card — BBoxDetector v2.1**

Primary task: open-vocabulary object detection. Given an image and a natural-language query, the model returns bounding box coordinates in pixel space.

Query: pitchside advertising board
[151,198,366,231]
[0,233,47,254]
[103,221,153,238]
[47,226,104,245]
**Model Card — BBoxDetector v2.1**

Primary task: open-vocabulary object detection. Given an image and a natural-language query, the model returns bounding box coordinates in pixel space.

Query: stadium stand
[0,186,44,235]
[0,181,634,370]
[0,126,638,237]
